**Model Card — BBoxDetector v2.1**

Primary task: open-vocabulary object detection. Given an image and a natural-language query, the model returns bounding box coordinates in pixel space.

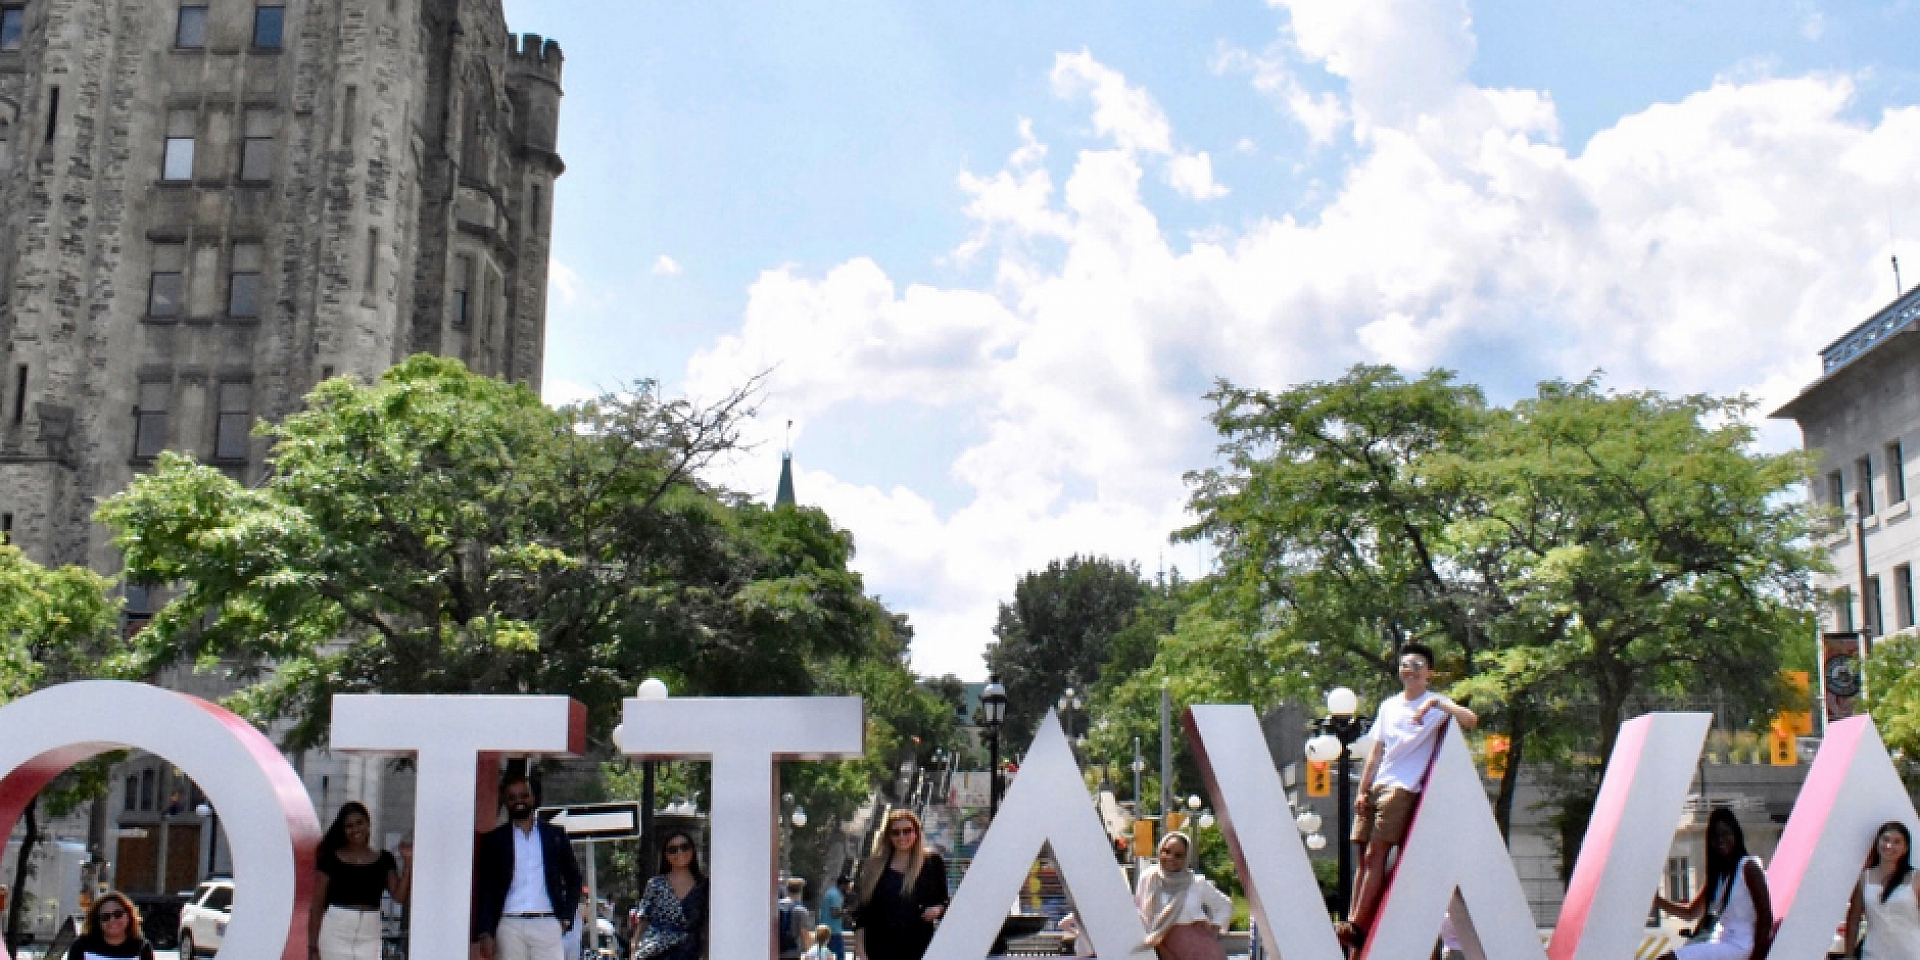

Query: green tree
[985,555,1148,745]
[96,356,909,746]
[0,545,128,948]
[1175,366,1817,845]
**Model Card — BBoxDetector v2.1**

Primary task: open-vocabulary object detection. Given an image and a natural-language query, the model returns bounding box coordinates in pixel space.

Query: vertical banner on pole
[1822,632,1863,726]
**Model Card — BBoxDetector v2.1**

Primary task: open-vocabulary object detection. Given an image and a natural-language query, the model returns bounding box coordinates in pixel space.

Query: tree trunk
[6,797,38,953]
[1493,707,1526,843]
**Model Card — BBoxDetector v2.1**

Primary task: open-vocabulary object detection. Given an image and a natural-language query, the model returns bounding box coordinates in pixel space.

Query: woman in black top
[309,801,411,960]
[69,890,154,960]
[853,810,949,960]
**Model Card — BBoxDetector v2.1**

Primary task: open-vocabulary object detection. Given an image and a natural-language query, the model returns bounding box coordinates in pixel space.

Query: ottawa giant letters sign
[0,682,1908,960]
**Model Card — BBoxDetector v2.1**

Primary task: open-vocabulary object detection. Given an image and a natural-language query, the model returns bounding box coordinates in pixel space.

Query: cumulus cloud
[685,7,1920,678]
[652,254,684,276]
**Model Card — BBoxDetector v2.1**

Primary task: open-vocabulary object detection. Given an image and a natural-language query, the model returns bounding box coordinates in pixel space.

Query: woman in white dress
[1135,831,1233,959]
[1653,807,1773,960]
[1846,821,1920,960]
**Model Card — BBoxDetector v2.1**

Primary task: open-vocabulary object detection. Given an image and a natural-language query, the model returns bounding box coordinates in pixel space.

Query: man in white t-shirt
[1337,642,1476,954]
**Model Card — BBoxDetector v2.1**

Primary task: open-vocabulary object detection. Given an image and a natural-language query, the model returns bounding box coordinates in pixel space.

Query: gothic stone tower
[0,0,563,577]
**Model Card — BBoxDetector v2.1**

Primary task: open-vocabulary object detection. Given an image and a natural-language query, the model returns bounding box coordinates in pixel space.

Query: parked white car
[177,879,233,958]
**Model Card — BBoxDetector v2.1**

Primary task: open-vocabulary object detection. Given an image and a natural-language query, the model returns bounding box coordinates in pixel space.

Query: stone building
[1773,284,1920,711]
[0,0,562,577]
[0,0,562,897]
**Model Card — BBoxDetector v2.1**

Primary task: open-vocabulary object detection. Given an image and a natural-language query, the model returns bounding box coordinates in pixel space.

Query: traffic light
[1306,760,1331,797]
[1485,734,1510,780]
[1770,719,1798,766]
[1133,817,1158,857]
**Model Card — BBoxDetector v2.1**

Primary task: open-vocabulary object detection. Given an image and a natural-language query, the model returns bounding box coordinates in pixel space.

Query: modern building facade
[1773,284,1920,691]
[0,0,562,896]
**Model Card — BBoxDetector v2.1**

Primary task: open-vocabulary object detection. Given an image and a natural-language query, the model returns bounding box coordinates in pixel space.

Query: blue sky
[504,0,1920,680]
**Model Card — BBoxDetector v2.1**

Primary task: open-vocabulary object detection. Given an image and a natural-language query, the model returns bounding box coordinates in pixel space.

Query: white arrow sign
[538,803,642,840]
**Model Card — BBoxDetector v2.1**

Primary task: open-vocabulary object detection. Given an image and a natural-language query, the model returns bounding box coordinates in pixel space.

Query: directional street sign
[537,802,642,841]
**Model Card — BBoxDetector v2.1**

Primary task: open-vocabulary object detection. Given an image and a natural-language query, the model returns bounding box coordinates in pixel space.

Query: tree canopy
[985,555,1150,746]
[96,355,945,755]
[1168,365,1817,836]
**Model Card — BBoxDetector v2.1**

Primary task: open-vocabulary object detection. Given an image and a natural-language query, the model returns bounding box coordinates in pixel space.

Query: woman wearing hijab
[1653,807,1772,960]
[1135,831,1232,960]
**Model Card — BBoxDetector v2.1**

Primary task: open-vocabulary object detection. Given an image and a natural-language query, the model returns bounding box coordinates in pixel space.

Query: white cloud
[652,254,684,276]
[549,257,581,305]
[1167,152,1229,199]
[685,18,1920,679]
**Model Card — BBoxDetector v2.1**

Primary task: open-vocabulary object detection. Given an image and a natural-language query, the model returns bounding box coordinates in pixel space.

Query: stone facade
[0,0,562,578]
[1774,284,1920,717]
[0,0,561,892]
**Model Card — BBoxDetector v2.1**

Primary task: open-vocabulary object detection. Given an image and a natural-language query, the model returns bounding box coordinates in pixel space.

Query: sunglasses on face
[665,843,693,853]
[98,910,128,921]
[889,827,916,837]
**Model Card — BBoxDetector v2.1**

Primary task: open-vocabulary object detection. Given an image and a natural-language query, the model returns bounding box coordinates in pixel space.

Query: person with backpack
[778,877,814,960]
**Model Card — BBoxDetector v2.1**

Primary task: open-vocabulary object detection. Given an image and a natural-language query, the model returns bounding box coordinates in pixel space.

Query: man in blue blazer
[472,775,583,960]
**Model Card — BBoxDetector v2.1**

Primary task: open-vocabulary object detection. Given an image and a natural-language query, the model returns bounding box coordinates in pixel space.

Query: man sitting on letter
[473,774,583,960]
[1339,642,1477,954]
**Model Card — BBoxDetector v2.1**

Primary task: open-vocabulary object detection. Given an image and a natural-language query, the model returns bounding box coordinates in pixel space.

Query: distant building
[1773,284,1920,692]
[0,0,564,897]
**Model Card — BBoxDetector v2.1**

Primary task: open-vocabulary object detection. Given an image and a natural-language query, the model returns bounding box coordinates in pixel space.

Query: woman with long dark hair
[1846,821,1920,959]
[69,890,154,960]
[309,802,410,960]
[630,829,708,960]
[1653,807,1772,960]
[852,809,949,960]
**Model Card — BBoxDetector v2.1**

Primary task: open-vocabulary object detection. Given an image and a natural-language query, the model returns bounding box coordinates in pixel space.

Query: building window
[339,85,357,148]
[452,254,473,327]
[1889,441,1907,505]
[214,381,251,461]
[133,380,169,458]
[1867,574,1884,637]
[252,5,284,49]
[1836,587,1855,633]
[1897,565,1916,632]
[10,364,24,426]
[228,242,262,317]
[1858,456,1876,514]
[0,512,12,544]
[0,7,24,51]
[239,108,277,181]
[364,227,379,294]
[148,243,186,318]
[139,769,155,810]
[42,85,55,143]
[123,776,138,812]
[162,109,195,182]
[175,4,207,49]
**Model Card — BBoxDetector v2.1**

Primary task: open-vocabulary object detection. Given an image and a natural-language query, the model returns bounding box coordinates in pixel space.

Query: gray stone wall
[0,0,562,577]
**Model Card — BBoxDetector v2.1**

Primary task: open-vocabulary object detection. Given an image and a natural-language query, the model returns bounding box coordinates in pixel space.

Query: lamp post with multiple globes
[1304,686,1374,919]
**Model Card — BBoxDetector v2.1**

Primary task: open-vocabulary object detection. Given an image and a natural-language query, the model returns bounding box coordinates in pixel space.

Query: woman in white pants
[310,802,411,960]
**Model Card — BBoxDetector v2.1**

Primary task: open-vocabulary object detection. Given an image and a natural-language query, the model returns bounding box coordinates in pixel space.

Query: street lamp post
[1305,687,1373,920]
[194,802,219,877]
[981,674,1008,821]
[1131,737,1145,812]
[635,677,669,888]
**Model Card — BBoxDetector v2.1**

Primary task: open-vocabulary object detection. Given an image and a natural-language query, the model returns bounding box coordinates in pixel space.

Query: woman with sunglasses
[853,810,949,960]
[69,891,154,960]
[630,829,708,960]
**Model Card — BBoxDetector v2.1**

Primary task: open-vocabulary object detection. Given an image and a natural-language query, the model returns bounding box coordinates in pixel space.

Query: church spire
[775,419,796,507]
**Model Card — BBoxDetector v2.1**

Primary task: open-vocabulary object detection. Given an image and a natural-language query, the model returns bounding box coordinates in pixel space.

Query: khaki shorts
[1351,783,1420,845]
